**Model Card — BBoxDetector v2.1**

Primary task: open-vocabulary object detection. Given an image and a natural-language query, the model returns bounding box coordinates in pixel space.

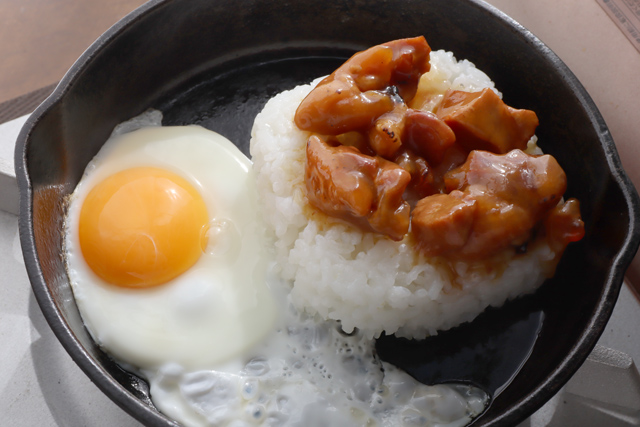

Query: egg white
[65,125,279,371]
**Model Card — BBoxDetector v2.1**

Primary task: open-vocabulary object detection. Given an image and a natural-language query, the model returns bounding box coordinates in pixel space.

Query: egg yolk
[78,167,209,288]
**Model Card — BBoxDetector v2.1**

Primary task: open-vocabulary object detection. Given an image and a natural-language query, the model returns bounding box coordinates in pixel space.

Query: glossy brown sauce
[294,36,584,264]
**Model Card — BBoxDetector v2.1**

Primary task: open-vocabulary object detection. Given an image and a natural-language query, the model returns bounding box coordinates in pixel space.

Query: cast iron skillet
[14,0,640,425]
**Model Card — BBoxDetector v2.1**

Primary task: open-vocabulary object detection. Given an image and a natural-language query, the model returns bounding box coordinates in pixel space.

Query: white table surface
[2,0,640,426]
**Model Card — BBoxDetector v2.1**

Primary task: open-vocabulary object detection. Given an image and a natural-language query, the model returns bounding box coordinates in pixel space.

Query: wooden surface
[0,0,148,106]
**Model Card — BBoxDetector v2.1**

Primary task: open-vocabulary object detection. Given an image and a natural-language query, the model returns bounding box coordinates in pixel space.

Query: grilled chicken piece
[295,36,431,135]
[436,88,539,154]
[403,109,456,165]
[305,135,411,240]
[412,149,571,259]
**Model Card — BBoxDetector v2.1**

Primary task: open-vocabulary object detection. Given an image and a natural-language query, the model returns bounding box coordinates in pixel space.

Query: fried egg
[65,123,279,371]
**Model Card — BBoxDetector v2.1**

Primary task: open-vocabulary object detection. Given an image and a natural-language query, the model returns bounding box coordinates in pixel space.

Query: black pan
[15,0,640,425]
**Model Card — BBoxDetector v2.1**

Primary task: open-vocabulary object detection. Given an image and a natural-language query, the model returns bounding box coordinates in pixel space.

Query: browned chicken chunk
[412,150,568,259]
[436,88,539,153]
[305,135,411,240]
[393,148,437,200]
[444,149,567,213]
[411,191,477,256]
[369,158,414,240]
[294,36,431,135]
[544,198,585,252]
[403,109,456,165]
[368,103,407,158]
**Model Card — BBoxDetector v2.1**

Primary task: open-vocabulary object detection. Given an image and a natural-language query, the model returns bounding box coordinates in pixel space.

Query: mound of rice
[250,50,556,339]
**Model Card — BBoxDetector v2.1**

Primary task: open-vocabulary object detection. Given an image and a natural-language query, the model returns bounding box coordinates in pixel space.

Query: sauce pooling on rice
[294,36,584,264]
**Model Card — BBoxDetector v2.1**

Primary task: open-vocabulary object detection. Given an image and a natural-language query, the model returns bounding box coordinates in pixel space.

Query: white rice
[250,50,556,339]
